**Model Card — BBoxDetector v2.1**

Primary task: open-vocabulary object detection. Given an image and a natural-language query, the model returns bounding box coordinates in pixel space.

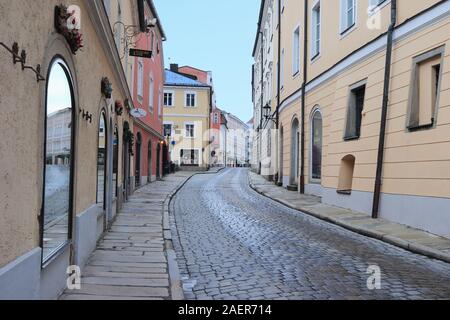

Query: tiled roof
[164,70,208,87]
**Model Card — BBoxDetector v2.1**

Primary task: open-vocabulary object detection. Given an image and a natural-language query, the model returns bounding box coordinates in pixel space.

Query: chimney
[170,64,179,73]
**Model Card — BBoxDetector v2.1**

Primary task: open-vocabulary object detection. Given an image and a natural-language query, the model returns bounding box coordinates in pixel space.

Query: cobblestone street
[170,168,450,300]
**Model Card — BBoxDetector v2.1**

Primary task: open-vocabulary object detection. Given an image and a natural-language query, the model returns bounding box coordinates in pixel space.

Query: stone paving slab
[60,172,196,300]
[248,171,450,264]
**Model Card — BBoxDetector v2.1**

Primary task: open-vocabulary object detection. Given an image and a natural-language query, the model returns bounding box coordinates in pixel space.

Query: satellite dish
[130,108,147,118]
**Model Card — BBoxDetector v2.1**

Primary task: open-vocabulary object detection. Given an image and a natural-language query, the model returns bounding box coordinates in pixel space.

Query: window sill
[337,190,352,195]
[407,122,434,132]
[311,53,321,63]
[42,240,71,269]
[344,135,360,141]
[340,23,356,39]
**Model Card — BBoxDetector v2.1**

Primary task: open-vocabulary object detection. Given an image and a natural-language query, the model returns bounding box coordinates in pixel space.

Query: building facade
[252,0,450,239]
[0,0,161,299]
[224,113,250,167]
[163,65,212,169]
[252,0,276,177]
[131,0,167,186]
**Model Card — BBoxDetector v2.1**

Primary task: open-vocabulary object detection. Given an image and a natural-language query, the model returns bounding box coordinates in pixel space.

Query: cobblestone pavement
[170,168,450,300]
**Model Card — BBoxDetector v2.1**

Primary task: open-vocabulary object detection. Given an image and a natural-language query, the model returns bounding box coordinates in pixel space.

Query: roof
[164,70,210,87]
[147,0,167,40]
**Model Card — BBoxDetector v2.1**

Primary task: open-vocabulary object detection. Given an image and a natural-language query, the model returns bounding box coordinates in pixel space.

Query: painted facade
[224,113,250,167]
[252,0,450,238]
[131,0,167,186]
[0,0,159,299]
[163,66,212,169]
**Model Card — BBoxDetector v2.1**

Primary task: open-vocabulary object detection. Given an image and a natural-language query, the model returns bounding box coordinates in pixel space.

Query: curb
[163,167,227,300]
[247,174,450,265]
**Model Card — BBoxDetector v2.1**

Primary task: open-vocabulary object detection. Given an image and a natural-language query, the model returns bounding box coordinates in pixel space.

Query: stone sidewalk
[248,171,450,264]
[60,172,197,300]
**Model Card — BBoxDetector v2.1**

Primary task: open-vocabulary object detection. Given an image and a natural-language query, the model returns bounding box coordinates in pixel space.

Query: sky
[154,0,260,123]
[47,63,72,115]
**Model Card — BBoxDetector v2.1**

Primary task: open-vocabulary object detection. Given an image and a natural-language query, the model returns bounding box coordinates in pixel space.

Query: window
[369,0,388,11]
[338,155,355,194]
[164,124,172,137]
[214,113,219,124]
[158,89,162,118]
[340,0,356,34]
[43,59,75,263]
[97,112,107,205]
[311,1,321,59]
[280,49,285,89]
[185,124,195,138]
[344,81,366,140]
[311,110,323,181]
[149,76,154,112]
[185,92,196,107]
[407,46,444,131]
[293,26,300,75]
[137,59,143,101]
[164,91,174,107]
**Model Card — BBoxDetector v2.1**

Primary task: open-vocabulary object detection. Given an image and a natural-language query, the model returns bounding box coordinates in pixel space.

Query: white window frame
[185,91,197,108]
[184,122,195,139]
[311,0,321,61]
[137,58,144,102]
[292,24,301,76]
[164,90,175,107]
[340,0,356,36]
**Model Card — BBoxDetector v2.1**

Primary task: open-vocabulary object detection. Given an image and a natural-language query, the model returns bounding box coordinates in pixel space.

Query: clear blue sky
[154,0,260,123]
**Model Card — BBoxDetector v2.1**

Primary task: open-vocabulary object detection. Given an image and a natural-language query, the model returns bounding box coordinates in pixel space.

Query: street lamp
[263,103,276,124]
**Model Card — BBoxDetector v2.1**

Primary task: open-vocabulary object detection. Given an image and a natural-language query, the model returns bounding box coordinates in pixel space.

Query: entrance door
[97,111,108,229]
[290,118,300,185]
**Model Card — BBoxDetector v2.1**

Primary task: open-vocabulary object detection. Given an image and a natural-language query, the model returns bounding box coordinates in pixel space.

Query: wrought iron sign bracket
[0,42,46,82]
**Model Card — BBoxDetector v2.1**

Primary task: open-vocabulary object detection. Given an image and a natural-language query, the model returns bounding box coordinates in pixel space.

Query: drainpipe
[260,30,264,175]
[299,0,308,194]
[372,0,397,219]
[275,0,281,182]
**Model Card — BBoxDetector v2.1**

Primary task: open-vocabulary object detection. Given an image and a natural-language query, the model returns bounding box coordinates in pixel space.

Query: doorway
[290,118,300,185]
[147,140,152,183]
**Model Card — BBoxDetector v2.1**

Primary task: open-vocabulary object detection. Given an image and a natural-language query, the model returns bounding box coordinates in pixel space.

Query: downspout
[260,30,264,175]
[275,0,282,182]
[372,0,397,219]
[300,0,308,194]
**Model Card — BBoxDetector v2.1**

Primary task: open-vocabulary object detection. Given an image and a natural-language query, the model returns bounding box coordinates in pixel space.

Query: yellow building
[253,0,450,239]
[163,65,212,169]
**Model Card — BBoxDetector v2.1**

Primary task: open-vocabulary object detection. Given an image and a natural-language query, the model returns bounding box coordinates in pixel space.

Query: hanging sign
[130,108,147,118]
[129,49,153,59]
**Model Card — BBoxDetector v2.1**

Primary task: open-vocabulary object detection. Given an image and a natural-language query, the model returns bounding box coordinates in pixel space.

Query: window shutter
[345,94,357,138]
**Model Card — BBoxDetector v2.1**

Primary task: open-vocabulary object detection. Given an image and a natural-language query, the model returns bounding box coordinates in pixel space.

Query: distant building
[224,113,249,167]
[163,64,212,169]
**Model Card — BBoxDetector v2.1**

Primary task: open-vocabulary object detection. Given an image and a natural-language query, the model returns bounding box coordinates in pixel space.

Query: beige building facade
[163,66,212,169]
[252,0,450,239]
[0,0,155,299]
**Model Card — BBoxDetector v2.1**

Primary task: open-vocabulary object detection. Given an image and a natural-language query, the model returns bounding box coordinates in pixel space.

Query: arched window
[112,125,119,198]
[147,140,152,183]
[135,132,142,187]
[97,111,107,206]
[311,109,323,181]
[290,118,300,185]
[42,58,75,262]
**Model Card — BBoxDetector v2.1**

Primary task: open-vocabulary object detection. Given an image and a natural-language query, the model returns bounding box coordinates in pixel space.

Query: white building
[252,0,275,175]
[224,113,249,167]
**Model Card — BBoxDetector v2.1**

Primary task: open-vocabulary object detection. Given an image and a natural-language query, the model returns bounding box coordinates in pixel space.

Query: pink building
[132,0,168,187]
